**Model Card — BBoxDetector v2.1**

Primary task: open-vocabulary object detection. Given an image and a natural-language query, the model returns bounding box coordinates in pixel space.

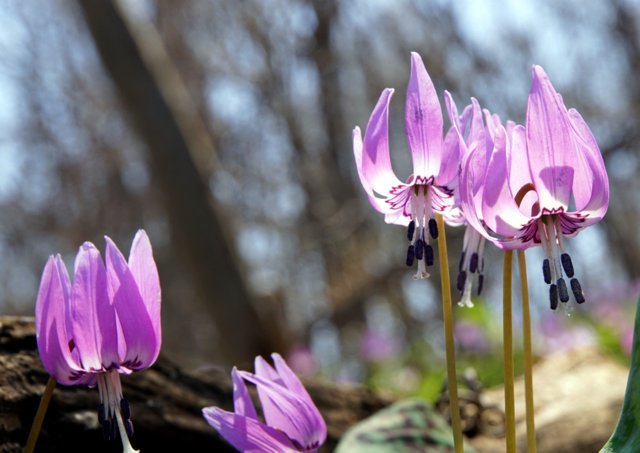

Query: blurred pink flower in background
[287,345,319,377]
[454,321,490,354]
[359,328,403,363]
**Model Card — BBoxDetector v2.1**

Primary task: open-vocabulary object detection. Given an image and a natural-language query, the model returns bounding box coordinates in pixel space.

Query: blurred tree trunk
[76,0,280,365]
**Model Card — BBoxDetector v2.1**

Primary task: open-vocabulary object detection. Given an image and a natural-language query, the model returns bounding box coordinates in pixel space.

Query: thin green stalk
[435,213,463,453]
[503,250,516,453]
[25,375,56,453]
[518,250,537,453]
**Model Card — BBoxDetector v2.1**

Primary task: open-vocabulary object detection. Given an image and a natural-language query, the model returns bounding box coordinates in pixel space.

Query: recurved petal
[525,65,575,211]
[35,255,82,385]
[361,89,403,197]
[127,230,161,361]
[567,108,609,219]
[105,236,157,370]
[239,370,323,450]
[353,127,394,214]
[406,52,443,179]
[70,242,116,373]
[232,368,258,420]
[482,126,534,237]
[506,125,538,217]
[202,407,297,453]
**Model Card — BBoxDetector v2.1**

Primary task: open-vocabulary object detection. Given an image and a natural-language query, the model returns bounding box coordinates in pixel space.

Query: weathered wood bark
[0,316,392,452]
[74,0,281,365]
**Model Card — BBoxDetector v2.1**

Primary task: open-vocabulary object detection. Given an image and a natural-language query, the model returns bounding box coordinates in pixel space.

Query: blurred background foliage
[1,0,639,396]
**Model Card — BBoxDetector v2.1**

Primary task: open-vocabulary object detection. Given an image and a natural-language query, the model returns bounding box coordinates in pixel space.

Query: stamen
[428,218,438,239]
[98,403,106,425]
[407,220,416,241]
[125,419,135,437]
[121,398,131,421]
[102,419,114,441]
[477,274,484,295]
[457,270,467,292]
[561,253,574,278]
[557,278,569,303]
[549,284,558,310]
[542,259,551,284]
[406,245,415,266]
[414,239,424,260]
[425,244,434,266]
[458,251,466,273]
[570,278,585,304]
[470,253,479,273]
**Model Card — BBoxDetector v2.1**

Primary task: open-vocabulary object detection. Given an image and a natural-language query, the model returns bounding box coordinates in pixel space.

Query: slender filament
[25,376,57,453]
[518,250,537,452]
[435,213,463,453]
[503,250,516,452]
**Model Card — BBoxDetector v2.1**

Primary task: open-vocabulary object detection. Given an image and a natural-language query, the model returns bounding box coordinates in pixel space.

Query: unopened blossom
[458,65,609,309]
[353,52,460,279]
[35,230,161,452]
[203,353,326,452]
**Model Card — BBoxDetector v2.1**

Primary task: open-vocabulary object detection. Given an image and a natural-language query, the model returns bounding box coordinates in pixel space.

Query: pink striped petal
[127,230,162,363]
[482,126,533,237]
[360,89,403,197]
[239,370,323,449]
[35,255,82,385]
[232,368,258,420]
[526,65,575,211]
[202,407,296,452]
[406,52,443,179]
[353,127,394,214]
[70,243,117,372]
[105,236,157,370]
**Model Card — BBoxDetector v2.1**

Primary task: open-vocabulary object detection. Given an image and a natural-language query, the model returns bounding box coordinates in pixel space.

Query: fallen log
[0,316,392,452]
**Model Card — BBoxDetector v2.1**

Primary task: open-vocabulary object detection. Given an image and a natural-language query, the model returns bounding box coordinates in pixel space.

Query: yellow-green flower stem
[518,250,537,452]
[25,375,56,453]
[435,213,463,453]
[503,250,516,452]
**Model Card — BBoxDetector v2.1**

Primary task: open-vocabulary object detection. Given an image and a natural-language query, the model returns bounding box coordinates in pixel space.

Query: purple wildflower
[353,52,460,279]
[457,66,609,309]
[202,353,326,452]
[35,230,161,451]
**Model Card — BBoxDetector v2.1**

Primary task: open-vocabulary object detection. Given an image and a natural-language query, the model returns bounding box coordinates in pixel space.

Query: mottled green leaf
[336,398,476,453]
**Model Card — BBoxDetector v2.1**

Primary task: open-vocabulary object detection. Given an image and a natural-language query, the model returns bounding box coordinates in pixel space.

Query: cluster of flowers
[35,231,325,452]
[353,52,608,309]
[33,52,608,452]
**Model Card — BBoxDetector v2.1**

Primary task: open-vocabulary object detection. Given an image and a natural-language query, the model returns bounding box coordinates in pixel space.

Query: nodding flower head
[35,230,161,452]
[353,52,460,279]
[457,65,609,310]
[202,353,327,452]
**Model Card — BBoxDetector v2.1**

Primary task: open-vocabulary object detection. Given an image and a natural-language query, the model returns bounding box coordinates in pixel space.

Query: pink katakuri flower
[35,230,161,451]
[353,52,460,279]
[202,353,326,452]
[458,65,609,309]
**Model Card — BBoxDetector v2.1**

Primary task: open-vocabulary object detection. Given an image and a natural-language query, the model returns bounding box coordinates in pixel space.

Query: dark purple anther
[428,218,438,239]
[457,271,467,292]
[125,419,135,437]
[406,245,415,266]
[414,239,424,260]
[425,244,434,266]
[557,278,569,303]
[121,398,131,420]
[561,253,574,278]
[542,259,551,284]
[570,278,585,304]
[98,403,106,425]
[102,419,114,441]
[458,252,466,273]
[549,284,558,310]
[407,220,416,241]
[477,274,484,296]
[470,253,479,273]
